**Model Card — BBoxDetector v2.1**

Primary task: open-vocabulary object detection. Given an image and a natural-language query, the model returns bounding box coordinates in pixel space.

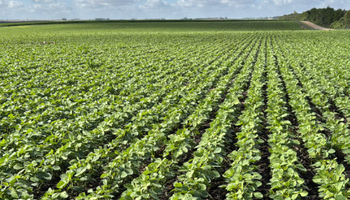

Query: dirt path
[301,21,334,30]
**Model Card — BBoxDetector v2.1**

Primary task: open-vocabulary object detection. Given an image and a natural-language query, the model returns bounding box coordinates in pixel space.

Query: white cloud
[32,0,55,3]
[0,0,349,20]
[139,0,170,9]
[175,0,193,7]
[220,0,256,5]
[27,1,72,16]
[8,1,23,8]
[0,0,22,9]
[271,0,293,5]
[73,0,141,9]
[0,0,73,19]
[177,0,220,7]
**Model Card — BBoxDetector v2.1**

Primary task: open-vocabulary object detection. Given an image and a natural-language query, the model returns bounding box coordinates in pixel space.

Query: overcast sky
[0,0,349,20]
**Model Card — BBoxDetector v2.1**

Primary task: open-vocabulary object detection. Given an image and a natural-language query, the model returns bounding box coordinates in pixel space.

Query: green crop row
[1,22,350,200]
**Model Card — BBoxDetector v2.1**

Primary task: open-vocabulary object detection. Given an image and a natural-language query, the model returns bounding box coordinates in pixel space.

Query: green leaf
[214,147,222,154]
[174,182,182,188]
[60,191,69,199]
[10,188,19,198]
[329,149,336,154]
[335,195,347,200]
[124,183,133,190]
[300,190,308,197]
[121,171,128,178]
[37,172,52,181]
[197,190,208,198]
[13,164,23,170]
[30,176,39,183]
[101,173,108,178]
[254,192,263,199]
[57,180,68,189]
[198,183,206,190]
[75,167,87,177]
[296,164,307,173]
[121,195,133,200]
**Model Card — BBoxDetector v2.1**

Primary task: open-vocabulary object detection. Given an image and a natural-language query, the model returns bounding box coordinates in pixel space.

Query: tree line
[280,7,350,29]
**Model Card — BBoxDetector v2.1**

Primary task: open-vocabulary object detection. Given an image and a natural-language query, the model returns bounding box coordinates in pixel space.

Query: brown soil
[301,21,334,30]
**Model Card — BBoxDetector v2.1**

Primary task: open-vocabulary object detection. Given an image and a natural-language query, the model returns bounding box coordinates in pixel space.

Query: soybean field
[1,21,350,200]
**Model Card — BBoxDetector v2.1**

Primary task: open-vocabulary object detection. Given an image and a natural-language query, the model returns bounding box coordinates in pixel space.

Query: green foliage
[331,11,350,29]
[280,7,347,28]
[304,7,346,27]
[1,21,350,200]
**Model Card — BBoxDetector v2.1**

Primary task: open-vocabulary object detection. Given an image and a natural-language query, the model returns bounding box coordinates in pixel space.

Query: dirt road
[301,21,334,30]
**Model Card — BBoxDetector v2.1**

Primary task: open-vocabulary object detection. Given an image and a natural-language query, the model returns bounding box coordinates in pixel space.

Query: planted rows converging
[1,24,350,200]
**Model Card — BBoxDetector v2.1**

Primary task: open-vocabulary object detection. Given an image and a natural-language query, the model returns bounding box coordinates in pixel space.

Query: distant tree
[331,10,350,29]
[279,11,300,20]
[298,6,345,27]
[333,9,345,21]
[345,10,350,23]
[279,7,347,28]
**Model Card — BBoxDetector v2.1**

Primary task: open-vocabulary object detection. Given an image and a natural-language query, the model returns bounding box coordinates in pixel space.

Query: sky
[0,0,349,20]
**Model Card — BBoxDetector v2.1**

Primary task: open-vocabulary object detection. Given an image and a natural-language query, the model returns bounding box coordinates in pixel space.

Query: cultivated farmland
[1,21,350,199]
